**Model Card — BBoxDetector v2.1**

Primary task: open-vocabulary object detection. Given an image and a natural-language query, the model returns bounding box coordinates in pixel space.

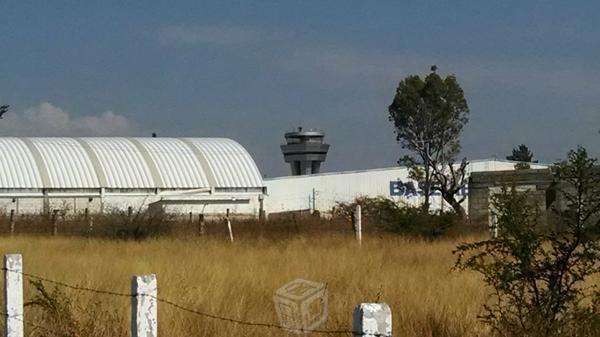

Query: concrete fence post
[226,209,234,242]
[258,195,265,222]
[132,274,157,337]
[88,216,94,234]
[198,214,205,235]
[226,218,234,242]
[352,303,391,337]
[4,254,24,337]
[9,210,15,236]
[355,205,362,244]
[52,210,59,236]
[491,214,499,238]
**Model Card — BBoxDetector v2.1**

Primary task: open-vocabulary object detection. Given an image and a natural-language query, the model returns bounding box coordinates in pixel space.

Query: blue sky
[1,1,598,176]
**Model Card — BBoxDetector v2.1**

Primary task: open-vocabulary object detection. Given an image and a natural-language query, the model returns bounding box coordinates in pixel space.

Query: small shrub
[384,206,461,238]
[334,196,461,238]
[111,210,174,239]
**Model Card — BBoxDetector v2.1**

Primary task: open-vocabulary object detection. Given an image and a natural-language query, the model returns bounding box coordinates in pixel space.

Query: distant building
[0,136,555,226]
[0,137,265,217]
[263,159,550,218]
[280,127,329,175]
[468,168,554,227]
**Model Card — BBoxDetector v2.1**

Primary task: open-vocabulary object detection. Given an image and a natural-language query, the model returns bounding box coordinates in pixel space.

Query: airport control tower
[280,127,330,175]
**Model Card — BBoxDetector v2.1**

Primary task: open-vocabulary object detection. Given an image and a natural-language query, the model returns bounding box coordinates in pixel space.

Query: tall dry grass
[0,233,488,337]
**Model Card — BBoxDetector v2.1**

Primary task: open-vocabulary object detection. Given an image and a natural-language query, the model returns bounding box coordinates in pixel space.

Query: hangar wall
[263,159,549,216]
[0,137,265,217]
[0,192,262,217]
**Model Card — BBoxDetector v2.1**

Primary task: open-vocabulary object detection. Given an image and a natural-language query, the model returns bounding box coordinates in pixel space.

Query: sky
[0,1,598,177]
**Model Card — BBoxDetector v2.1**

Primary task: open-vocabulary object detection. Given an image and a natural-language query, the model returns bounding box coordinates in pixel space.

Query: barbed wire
[153,295,352,335]
[0,310,53,335]
[3,268,132,298]
[1,268,391,337]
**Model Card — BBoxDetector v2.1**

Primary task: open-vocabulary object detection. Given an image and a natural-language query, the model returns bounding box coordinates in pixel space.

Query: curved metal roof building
[0,137,263,190]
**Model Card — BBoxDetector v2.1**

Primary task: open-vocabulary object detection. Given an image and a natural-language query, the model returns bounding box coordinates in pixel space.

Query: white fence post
[132,274,157,337]
[355,205,362,244]
[198,214,205,236]
[4,254,23,337]
[352,303,391,337]
[9,210,15,236]
[491,214,499,238]
[227,219,234,242]
[226,209,234,243]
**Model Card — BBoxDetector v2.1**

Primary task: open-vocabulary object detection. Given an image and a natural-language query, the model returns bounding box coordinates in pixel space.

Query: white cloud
[158,24,288,46]
[0,102,138,137]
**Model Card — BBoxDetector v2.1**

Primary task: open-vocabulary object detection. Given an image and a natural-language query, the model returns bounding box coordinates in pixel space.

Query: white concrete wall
[156,194,263,217]
[0,198,43,214]
[0,192,263,217]
[160,201,260,217]
[264,159,549,215]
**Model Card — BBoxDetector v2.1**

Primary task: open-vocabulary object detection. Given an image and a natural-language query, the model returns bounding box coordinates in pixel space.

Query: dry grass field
[0,230,489,337]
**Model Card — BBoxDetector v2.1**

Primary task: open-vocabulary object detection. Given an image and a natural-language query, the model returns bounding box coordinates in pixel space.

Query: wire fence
[1,267,392,337]
[0,309,52,335]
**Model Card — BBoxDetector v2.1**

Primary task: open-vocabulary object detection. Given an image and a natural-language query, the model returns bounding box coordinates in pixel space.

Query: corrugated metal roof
[0,137,264,189]
[135,138,210,188]
[0,138,43,188]
[31,138,100,188]
[84,138,155,188]
[184,138,263,188]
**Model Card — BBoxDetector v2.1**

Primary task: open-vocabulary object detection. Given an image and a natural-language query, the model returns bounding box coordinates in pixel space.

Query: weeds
[0,234,484,337]
[25,280,125,337]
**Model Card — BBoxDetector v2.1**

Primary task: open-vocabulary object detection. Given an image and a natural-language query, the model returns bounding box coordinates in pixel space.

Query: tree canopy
[507,144,537,162]
[0,104,8,119]
[507,144,538,170]
[388,68,470,216]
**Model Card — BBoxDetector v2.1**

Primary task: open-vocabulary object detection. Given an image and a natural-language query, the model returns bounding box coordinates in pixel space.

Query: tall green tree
[388,67,470,217]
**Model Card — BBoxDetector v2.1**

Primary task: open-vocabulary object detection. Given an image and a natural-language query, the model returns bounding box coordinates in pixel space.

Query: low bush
[0,208,175,239]
[333,196,463,238]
